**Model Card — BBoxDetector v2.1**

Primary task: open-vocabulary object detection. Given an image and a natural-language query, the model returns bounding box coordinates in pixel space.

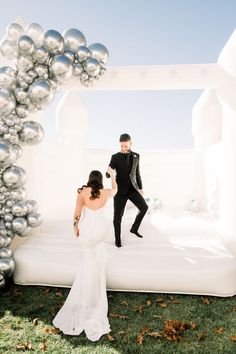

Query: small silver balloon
[16,54,34,71]
[2,165,27,189]
[49,54,73,82]
[12,216,27,234]
[75,46,91,63]
[18,120,44,145]
[7,23,24,42]
[28,79,55,107]
[32,46,50,64]
[64,49,75,63]
[84,57,100,77]
[89,43,109,63]
[0,66,17,91]
[14,87,28,104]
[0,258,15,277]
[12,201,28,217]
[15,104,29,119]
[27,212,42,227]
[73,63,83,76]
[0,39,18,59]
[0,88,16,116]
[25,23,44,47]
[34,64,49,79]
[13,144,23,159]
[4,213,14,222]
[25,199,38,213]
[3,236,12,247]
[63,28,86,52]
[43,29,64,55]
[0,247,13,259]
[0,140,16,165]
[10,187,27,201]
[0,235,7,247]
[18,35,35,55]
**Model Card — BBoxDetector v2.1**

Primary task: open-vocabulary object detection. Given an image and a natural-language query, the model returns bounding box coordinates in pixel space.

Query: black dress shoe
[130,229,143,238]
[115,242,122,248]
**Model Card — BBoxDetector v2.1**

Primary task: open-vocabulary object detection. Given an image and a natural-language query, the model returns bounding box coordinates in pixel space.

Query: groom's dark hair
[119,133,131,142]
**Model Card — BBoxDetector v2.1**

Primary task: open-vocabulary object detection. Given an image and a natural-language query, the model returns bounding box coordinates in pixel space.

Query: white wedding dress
[52,205,111,341]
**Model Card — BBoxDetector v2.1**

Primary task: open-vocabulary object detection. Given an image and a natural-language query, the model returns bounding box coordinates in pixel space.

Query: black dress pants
[113,190,148,246]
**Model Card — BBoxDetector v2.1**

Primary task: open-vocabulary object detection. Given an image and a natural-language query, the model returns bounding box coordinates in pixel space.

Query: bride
[52,166,117,341]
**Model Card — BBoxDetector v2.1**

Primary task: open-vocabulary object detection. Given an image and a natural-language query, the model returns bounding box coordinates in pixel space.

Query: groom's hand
[74,227,79,238]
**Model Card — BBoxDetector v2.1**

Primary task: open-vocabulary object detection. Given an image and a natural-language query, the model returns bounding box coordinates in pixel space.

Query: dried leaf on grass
[109,313,130,319]
[55,289,63,297]
[44,327,61,334]
[214,327,224,334]
[230,335,236,342]
[39,342,47,352]
[148,331,163,338]
[16,342,33,350]
[163,319,193,342]
[121,299,129,306]
[135,305,144,313]
[159,303,168,308]
[156,296,164,303]
[146,300,152,306]
[107,334,115,341]
[136,334,144,345]
[32,318,39,326]
[201,297,210,305]
[197,332,205,341]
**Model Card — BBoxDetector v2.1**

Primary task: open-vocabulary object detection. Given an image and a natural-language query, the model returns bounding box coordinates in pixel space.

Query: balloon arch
[0,22,109,287]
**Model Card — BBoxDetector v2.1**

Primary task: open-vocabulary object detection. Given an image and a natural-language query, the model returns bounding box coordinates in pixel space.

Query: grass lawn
[0,278,236,354]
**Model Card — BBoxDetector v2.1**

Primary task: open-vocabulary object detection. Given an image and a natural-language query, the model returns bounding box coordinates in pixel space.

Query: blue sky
[0,0,236,150]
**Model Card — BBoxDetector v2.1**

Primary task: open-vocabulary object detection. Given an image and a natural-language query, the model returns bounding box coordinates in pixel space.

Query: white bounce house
[9,28,236,297]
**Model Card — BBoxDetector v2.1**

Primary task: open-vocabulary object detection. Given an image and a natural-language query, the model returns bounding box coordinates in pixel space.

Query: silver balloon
[15,104,29,119]
[25,199,38,213]
[28,79,55,107]
[63,28,86,52]
[7,23,24,42]
[64,49,75,63]
[75,46,91,63]
[0,247,13,259]
[0,274,5,288]
[32,46,49,64]
[0,258,15,277]
[0,39,18,59]
[3,236,12,247]
[0,236,7,247]
[89,43,109,63]
[49,54,73,82]
[0,140,16,166]
[3,133,19,145]
[43,30,64,55]
[84,57,100,77]
[4,213,14,222]
[10,187,27,201]
[2,165,27,189]
[0,88,16,116]
[18,121,44,145]
[0,66,17,91]
[12,216,27,234]
[18,35,35,55]
[73,63,83,76]
[12,201,28,217]
[25,23,44,47]
[16,54,34,71]
[18,226,32,237]
[14,87,28,104]
[34,64,49,79]
[27,212,42,227]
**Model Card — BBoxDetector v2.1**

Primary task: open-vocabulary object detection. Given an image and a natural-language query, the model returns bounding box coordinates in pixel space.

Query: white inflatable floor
[12,209,236,297]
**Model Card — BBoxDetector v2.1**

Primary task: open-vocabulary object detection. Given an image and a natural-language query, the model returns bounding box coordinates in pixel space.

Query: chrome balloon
[28,79,55,107]
[0,258,15,277]
[84,57,100,77]
[0,66,17,91]
[0,88,16,116]
[49,54,73,82]
[75,46,91,63]
[43,30,64,55]
[18,121,44,145]
[63,28,86,52]
[33,46,50,64]
[0,247,13,259]
[0,273,6,288]
[12,217,27,234]
[7,23,24,42]
[0,39,17,59]
[18,35,35,55]
[10,187,27,201]
[25,199,38,213]
[16,54,34,71]
[25,23,44,47]
[15,104,29,119]
[2,165,27,189]
[27,212,42,227]
[12,201,28,217]
[89,43,109,63]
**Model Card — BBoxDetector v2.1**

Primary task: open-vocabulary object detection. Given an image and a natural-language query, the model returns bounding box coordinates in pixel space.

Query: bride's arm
[106,166,117,197]
[73,190,84,238]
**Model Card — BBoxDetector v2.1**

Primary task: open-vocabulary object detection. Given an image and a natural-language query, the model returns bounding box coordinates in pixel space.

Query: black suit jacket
[109,151,143,195]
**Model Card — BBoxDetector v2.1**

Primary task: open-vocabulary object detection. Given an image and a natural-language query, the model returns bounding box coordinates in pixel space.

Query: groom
[107,133,148,247]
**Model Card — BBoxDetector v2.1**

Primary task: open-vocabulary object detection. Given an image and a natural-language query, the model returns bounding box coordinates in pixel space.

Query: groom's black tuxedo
[109,151,148,247]
[109,151,142,195]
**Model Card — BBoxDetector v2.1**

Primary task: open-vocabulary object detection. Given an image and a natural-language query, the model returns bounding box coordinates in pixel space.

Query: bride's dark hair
[77,170,104,200]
